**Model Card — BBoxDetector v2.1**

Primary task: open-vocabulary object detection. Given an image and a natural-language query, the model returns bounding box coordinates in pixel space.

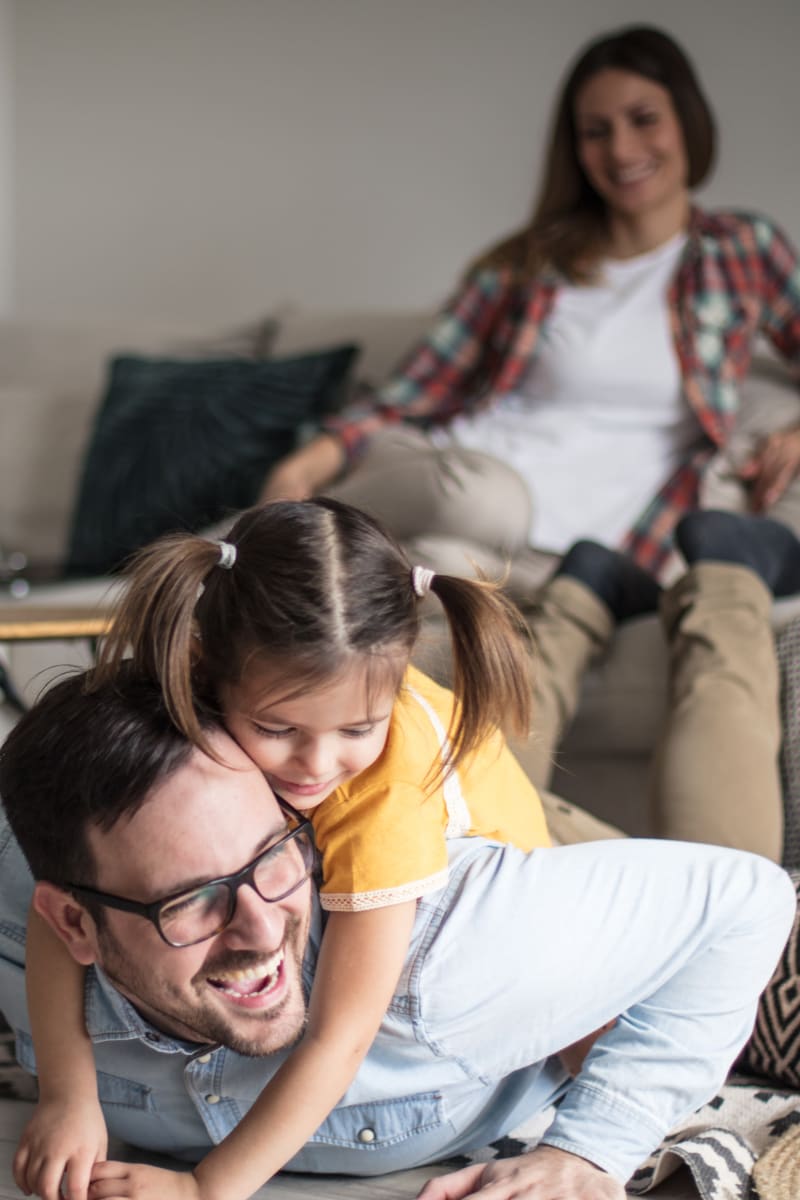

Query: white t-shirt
[436,232,703,552]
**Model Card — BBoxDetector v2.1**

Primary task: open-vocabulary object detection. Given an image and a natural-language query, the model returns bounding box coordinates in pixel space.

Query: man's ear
[32,882,100,966]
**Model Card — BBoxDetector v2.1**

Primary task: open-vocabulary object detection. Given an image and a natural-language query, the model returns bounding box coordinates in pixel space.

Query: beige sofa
[1,311,799,836]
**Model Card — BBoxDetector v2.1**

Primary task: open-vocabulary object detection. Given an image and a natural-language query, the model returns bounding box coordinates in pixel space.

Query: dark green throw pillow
[65,344,358,577]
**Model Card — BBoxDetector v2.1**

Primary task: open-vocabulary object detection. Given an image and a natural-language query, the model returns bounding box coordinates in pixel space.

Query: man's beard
[97,914,308,1056]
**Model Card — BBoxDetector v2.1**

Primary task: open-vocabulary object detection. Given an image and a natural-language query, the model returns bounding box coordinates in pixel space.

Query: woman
[260,24,800,863]
[260,24,800,587]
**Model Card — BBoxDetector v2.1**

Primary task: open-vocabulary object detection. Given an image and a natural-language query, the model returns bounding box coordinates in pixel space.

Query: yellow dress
[312,665,550,911]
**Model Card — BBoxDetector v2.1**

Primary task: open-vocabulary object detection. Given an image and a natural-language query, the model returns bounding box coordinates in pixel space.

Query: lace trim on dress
[321,868,450,911]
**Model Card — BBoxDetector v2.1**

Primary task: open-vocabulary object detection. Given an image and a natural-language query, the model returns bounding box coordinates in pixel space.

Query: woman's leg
[516,542,662,789]
[327,426,533,554]
[653,513,787,860]
[513,574,614,789]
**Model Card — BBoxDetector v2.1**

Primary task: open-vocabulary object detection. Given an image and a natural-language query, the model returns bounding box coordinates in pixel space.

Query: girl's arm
[194,900,417,1200]
[91,901,417,1200]
[14,907,107,1200]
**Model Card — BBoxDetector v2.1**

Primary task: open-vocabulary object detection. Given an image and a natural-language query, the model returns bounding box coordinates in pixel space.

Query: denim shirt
[0,807,795,1183]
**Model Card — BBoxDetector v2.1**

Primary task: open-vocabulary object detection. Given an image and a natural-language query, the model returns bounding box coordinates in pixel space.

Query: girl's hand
[257,434,345,503]
[416,1146,624,1200]
[14,1097,108,1200]
[88,1162,203,1200]
[739,425,800,512]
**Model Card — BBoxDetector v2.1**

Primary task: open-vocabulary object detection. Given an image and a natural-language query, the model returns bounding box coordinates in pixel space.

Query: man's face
[84,733,311,1055]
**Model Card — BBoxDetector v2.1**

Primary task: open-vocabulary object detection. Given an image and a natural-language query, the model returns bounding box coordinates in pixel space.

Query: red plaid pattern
[326,208,800,577]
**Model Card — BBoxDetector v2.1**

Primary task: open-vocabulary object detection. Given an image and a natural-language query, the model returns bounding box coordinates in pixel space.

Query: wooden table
[0,604,113,642]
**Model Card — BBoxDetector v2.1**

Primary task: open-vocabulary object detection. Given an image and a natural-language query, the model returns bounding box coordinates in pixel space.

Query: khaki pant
[332,427,784,861]
[514,567,782,861]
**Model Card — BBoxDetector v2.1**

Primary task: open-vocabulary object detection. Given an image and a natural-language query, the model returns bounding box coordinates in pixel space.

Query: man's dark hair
[0,664,208,888]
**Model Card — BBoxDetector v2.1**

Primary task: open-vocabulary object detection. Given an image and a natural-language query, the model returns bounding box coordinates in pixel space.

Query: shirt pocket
[287,1090,454,1175]
[14,1029,155,1112]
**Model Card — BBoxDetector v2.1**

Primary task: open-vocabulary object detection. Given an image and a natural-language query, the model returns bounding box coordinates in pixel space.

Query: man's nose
[223,883,285,948]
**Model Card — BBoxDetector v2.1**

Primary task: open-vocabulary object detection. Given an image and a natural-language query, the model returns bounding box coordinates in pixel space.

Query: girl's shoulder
[399,665,456,714]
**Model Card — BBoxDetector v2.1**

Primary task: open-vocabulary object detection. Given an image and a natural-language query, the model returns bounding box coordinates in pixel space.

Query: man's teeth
[210,956,283,997]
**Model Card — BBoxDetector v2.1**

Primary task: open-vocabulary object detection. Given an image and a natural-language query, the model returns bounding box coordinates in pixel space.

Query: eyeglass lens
[157,827,314,947]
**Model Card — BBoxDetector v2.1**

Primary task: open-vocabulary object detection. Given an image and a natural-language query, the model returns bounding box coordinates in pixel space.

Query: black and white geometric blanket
[455,1079,800,1199]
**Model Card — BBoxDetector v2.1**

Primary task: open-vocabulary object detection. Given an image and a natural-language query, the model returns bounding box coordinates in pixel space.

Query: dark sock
[675,511,800,598]
[556,539,662,622]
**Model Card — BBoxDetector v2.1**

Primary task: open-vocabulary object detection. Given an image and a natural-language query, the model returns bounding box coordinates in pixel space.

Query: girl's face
[574,68,689,226]
[221,659,398,813]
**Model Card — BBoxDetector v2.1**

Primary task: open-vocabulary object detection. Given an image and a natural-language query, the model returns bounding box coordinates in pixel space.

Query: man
[0,668,795,1200]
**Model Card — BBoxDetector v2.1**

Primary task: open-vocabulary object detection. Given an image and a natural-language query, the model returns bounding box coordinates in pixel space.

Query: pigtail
[92,534,222,750]
[428,572,533,769]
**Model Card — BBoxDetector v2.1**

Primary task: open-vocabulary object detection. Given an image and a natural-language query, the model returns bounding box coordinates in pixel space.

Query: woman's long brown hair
[472,24,716,284]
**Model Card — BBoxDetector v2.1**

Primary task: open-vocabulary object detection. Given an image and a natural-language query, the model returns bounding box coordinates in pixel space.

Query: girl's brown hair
[93,498,533,772]
[474,24,716,283]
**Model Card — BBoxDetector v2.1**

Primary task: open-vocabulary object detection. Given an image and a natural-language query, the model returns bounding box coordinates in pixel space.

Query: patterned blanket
[455,1080,800,1200]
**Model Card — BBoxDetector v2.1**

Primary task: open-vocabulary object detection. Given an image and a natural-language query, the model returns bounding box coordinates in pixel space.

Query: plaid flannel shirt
[326,207,800,576]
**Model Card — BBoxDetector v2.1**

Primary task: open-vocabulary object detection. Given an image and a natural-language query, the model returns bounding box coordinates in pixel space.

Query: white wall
[0,1,14,316]
[11,0,800,324]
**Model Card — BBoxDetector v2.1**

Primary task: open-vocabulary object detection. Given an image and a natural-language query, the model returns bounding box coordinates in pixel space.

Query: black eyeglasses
[66,803,317,948]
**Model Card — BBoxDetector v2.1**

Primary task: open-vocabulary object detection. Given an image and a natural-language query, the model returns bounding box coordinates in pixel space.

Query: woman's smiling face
[574,68,689,226]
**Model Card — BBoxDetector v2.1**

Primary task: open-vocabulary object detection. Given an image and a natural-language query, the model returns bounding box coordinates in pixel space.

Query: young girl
[17,498,552,1200]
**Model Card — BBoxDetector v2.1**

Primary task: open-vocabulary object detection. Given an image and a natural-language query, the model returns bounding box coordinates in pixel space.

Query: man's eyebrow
[152,826,286,899]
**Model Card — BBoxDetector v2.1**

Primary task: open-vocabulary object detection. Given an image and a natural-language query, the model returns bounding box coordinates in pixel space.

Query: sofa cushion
[0,316,278,565]
[65,344,358,577]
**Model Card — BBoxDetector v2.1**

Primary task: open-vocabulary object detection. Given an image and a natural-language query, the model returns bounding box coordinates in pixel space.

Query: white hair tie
[412,565,436,598]
[216,541,237,570]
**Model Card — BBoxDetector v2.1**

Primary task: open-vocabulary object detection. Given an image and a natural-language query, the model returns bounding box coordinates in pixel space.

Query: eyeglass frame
[65,800,317,948]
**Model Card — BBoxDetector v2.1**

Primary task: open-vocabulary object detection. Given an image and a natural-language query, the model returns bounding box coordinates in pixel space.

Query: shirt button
[205,1094,221,1105]
[144,1032,160,1043]
[358,1127,376,1144]
[196,1054,212,1064]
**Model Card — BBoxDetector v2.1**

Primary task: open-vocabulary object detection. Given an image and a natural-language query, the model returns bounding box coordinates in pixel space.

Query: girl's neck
[603,193,691,261]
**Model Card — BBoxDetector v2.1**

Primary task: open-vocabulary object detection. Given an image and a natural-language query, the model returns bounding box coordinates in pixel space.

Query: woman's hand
[257,434,346,504]
[739,425,800,512]
[416,1146,624,1200]
[14,1096,108,1200]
